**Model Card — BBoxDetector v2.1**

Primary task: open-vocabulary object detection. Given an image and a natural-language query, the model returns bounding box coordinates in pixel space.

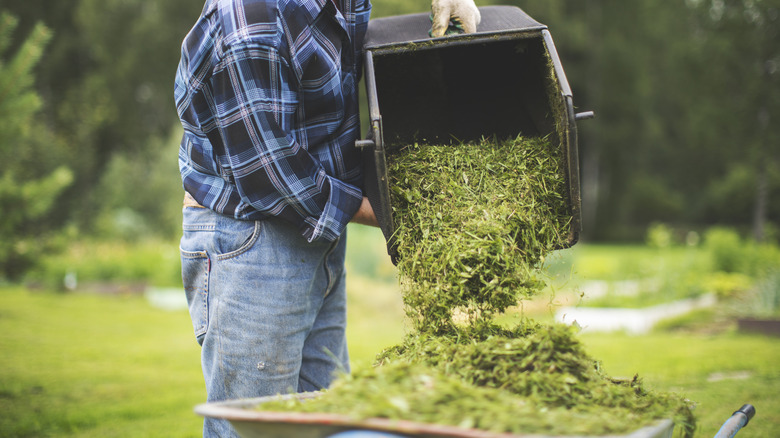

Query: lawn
[0,286,205,438]
[582,332,780,437]
[2,227,778,437]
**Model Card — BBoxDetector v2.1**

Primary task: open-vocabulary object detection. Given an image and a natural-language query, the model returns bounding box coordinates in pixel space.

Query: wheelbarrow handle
[714,404,756,438]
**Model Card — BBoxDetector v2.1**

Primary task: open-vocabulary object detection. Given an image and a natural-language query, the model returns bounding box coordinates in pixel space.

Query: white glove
[431,0,481,37]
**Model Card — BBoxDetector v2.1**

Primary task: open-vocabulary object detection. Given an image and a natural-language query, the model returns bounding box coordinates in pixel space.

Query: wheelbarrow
[194,392,677,438]
[194,395,756,438]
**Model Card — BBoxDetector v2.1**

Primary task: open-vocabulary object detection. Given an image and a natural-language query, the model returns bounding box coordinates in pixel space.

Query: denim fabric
[181,206,350,437]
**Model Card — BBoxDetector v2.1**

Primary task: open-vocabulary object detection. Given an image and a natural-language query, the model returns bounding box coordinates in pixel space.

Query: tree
[0,12,73,280]
[2,0,203,233]
[683,0,780,241]
[518,0,779,240]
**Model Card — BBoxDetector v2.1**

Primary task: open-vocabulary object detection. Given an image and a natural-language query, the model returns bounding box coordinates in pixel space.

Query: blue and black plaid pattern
[175,0,371,242]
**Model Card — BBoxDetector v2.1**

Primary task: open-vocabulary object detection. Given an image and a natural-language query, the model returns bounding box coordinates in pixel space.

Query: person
[174,0,479,436]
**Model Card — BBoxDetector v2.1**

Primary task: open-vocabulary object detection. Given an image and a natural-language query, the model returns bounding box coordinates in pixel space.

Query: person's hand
[351,197,379,227]
[431,0,480,37]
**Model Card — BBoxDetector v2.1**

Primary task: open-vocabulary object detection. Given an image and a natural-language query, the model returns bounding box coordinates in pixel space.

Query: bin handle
[575,111,595,121]
[355,139,376,150]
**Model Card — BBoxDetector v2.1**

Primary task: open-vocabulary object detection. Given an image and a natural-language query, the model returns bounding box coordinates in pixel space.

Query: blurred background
[1,0,778,437]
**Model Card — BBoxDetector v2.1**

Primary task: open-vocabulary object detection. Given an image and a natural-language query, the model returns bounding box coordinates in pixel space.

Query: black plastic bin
[358,6,588,261]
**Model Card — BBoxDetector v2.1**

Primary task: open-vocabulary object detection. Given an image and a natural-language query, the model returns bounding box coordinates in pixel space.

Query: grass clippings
[389,137,570,334]
[259,136,695,437]
[268,325,694,436]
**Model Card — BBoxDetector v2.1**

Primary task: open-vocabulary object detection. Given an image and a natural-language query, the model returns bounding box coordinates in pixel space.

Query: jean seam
[182,223,216,232]
[181,248,208,259]
[180,248,209,338]
[215,220,263,261]
[197,256,209,338]
[321,236,341,299]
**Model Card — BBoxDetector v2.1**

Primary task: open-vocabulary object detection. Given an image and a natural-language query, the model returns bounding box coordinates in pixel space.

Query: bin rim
[364,5,548,51]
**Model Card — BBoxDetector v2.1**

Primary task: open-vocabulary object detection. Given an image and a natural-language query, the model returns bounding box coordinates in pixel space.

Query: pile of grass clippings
[259,136,696,437]
[267,327,694,436]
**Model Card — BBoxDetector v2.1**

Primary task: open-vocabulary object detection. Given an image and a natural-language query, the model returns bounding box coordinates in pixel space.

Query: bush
[702,271,753,299]
[646,223,674,249]
[703,227,745,273]
[25,239,182,291]
[733,270,780,318]
[93,130,184,240]
[703,227,780,276]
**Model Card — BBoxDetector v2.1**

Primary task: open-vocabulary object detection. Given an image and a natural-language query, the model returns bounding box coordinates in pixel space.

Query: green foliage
[703,227,780,276]
[732,269,780,318]
[2,0,203,241]
[0,167,74,279]
[0,11,50,164]
[26,239,182,290]
[704,227,745,273]
[701,165,762,224]
[547,227,777,319]
[0,15,45,129]
[1,0,778,250]
[627,177,686,225]
[646,223,675,249]
[701,271,754,299]
[0,12,74,281]
[506,0,780,240]
[555,226,779,309]
[93,129,185,240]
[345,224,398,283]
[369,0,431,19]
[553,243,711,282]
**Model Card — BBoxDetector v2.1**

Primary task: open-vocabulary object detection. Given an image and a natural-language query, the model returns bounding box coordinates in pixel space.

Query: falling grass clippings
[388,137,570,334]
[258,136,696,437]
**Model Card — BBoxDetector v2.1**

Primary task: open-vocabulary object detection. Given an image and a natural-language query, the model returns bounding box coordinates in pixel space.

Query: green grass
[3,236,779,437]
[0,287,205,438]
[580,331,780,437]
[344,225,406,366]
[0,225,403,438]
[3,285,778,437]
[0,286,401,437]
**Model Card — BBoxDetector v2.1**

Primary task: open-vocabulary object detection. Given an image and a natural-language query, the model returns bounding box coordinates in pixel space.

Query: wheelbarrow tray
[195,393,675,438]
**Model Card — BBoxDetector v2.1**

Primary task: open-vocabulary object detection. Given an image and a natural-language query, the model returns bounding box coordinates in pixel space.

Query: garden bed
[737,318,780,337]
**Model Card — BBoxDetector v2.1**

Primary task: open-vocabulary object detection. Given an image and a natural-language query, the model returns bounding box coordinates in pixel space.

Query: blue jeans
[181,206,350,437]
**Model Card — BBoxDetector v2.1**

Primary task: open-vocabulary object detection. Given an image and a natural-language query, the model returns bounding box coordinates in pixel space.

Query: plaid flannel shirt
[175,0,371,242]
